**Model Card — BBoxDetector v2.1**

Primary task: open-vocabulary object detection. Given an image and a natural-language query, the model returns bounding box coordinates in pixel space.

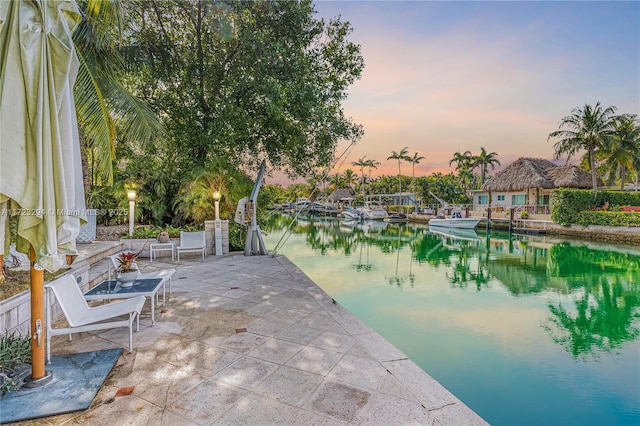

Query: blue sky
[290,0,640,181]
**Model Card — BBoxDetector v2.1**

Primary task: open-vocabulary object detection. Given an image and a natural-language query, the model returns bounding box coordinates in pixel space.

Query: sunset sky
[272,0,640,184]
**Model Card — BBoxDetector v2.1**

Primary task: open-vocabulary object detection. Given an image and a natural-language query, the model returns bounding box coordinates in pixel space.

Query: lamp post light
[127,189,136,237]
[213,190,223,255]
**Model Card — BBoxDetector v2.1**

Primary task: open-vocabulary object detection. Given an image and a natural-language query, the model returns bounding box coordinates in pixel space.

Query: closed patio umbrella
[0,0,85,385]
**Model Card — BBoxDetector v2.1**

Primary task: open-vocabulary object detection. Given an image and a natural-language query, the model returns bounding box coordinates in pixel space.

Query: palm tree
[329,173,343,191]
[408,152,425,210]
[548,102,618,196]
[352,157,368,199]
[449,150,473,172]
[342,169,357,190]
[602,115,640,190]
[387,147,410,194]
[365,158,380,196]
[73,0,163,195]
[473,147,500,186]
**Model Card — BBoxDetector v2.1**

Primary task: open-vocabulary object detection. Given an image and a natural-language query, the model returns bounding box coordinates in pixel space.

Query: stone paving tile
[246,318,292,337]
[303,379,373,424]
[214,393,299,425]
[246,337,304,364]
[160,339,242,377]
[308,331,357,354]
[274,323,325,345]
[358,391,435,425]
[211,331,268,354]
[212,355,280,390]
[167,379,247,425]
[285,346,344,376]
[326,354,389,391]
[253,365,323,406]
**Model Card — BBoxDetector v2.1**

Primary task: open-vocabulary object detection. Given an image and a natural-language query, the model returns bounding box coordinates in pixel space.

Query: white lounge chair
[45,274,146,364]
[176,231,206,261]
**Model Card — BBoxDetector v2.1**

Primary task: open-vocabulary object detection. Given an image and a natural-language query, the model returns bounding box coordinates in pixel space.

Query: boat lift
[235,160,268,256]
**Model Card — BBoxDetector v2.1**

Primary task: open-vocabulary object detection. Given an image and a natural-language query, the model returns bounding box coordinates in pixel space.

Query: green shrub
[0,332,31,393]
[574,211,640,227]
[551,188,640,226]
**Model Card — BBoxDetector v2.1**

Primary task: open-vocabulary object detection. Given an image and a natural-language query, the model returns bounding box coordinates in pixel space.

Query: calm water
[262,213,640,426]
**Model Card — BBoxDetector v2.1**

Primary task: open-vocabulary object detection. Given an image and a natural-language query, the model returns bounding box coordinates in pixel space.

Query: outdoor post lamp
[127,189,136,237]
[213,190,223,256]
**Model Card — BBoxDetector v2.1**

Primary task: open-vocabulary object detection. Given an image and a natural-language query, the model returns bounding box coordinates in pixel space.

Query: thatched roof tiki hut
[479,157,597,213]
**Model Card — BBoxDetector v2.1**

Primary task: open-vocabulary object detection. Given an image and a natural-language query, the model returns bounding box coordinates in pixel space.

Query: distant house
[327,188,354,208]
[472,157,598,213]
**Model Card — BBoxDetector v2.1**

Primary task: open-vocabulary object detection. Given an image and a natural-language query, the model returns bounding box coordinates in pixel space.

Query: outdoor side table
[84,278,163,325]
[150,242,175,262]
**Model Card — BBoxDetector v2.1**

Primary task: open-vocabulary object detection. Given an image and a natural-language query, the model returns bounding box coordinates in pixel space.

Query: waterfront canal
[262,213,640,426]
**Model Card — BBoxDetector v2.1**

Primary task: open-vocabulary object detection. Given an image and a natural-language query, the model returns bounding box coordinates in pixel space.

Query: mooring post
[509,207,515,234]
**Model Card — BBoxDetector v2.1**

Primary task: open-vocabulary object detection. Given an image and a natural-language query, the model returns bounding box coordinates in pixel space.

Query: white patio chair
[176,231,206,261]
[45,274,146,364]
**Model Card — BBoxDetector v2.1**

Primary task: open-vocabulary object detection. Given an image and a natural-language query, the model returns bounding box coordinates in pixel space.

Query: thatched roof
[481,157,598,192]
[328,188,353,201]
[546,165,600,188]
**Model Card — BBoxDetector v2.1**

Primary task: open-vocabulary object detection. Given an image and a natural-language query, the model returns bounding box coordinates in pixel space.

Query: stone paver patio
[24,253,488,425]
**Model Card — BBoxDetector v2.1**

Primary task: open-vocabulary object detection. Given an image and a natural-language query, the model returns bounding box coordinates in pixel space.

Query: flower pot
[116,270,139,287]
[157,231,170,243]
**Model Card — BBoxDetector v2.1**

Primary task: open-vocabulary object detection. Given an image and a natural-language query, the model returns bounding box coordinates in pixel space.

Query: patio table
[84,278,163,325]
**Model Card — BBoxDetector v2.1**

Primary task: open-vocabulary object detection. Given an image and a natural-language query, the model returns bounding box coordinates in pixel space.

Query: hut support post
[486,208,491,233]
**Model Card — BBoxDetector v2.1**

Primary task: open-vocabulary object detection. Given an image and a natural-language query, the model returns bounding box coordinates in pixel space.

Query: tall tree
[473,147,500,186]
[387,147,410,194]
[408,152,425,210]
[123,0,364,178]
[365,158,380,196]
[548,102,618,196]
[342,169,357,190]
[352,157,368,199]
[73,0,163,193]
[449,150,474,173]
[602,115,640,190]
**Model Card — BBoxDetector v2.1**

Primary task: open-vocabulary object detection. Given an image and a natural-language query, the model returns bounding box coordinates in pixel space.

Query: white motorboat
[341,208,362,221]
[360,201,389,221]
[428,225,479,241]
[428,212,481,229]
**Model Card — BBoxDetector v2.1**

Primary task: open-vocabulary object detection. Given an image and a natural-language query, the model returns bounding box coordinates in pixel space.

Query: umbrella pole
[23,246,52,387]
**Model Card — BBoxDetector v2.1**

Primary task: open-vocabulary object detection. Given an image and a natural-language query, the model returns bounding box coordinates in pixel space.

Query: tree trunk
[590,149,598,198]
[620,167,626,191]
[80,134,92,208]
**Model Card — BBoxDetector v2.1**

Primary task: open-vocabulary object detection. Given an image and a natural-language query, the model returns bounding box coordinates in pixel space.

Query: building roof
[481,157,598,192]
[327,188,353,201]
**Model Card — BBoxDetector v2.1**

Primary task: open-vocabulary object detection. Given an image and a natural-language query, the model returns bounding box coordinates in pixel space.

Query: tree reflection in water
[263,213,640,357]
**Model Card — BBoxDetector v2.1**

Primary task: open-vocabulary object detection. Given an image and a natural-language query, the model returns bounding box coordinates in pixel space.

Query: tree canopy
[122,0,364,177]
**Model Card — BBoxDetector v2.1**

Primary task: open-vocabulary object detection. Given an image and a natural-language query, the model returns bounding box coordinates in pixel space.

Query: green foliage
[122,0,364,178]
[123,224,200,239]
[574,211,640,227]
[551,188,640,226]
[0,332,31,393]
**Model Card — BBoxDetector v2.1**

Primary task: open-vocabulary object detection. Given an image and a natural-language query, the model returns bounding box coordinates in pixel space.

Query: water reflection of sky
[263,216,640,425]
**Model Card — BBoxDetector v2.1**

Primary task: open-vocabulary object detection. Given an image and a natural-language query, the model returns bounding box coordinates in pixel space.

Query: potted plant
[115,251,139,287]
[520,211,530,219]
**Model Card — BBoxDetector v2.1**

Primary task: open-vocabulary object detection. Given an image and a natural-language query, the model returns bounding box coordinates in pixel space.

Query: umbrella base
[22,370,53,388]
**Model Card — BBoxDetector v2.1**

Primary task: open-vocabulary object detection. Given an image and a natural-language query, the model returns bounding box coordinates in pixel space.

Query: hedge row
[551,188,640,226]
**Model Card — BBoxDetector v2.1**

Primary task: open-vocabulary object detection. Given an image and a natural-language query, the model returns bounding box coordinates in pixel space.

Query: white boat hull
[428,218,481,229]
